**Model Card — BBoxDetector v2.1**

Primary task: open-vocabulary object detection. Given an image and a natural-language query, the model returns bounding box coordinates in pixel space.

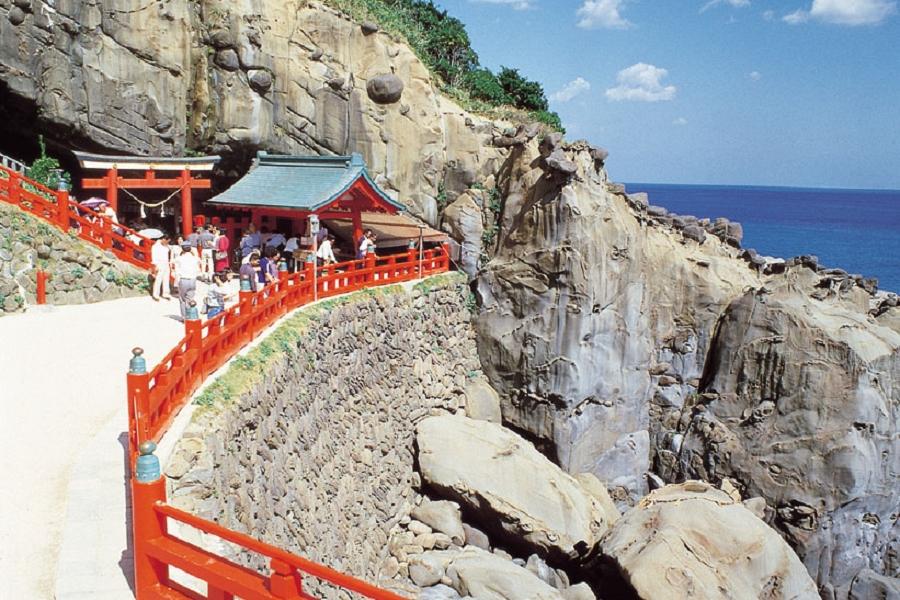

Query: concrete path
[0,296,186,599]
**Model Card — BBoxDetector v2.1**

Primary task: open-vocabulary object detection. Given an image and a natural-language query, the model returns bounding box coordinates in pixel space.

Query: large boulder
[411,500,466,546]
[598,482,819,600]
[366,73,404,104]
[416,415,612,561]
[462,378,502,423]
[446,547,563,600]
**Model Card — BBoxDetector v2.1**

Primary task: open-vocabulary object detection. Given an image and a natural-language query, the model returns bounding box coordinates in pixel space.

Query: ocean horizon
[625,182,900,293]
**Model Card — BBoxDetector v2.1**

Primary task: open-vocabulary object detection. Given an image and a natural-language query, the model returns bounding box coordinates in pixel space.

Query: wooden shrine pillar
[180,168,193,237]
[352,208,363,248]
[106,167,119,212]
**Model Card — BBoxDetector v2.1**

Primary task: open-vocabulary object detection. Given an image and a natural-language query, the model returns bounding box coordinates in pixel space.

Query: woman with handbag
[213,226,231,272]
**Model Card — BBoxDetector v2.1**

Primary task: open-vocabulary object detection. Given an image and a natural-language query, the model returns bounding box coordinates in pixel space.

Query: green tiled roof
[208,152,405,212]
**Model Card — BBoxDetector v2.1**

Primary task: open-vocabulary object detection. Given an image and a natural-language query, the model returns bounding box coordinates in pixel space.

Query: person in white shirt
[174,243,201,319]
[97,201,118,224]
[316,235,337,265]
[150,235,172,301]
[358,231,376,259]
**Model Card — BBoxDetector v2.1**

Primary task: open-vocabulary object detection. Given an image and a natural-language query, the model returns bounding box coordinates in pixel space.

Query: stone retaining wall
[0,203,148,314]
[166,274,479,596]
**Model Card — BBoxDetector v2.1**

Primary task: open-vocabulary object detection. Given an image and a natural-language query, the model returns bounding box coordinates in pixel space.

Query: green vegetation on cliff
[325,0,564,132]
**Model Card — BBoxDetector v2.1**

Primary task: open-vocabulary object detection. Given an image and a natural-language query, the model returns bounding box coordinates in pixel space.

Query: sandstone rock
[462,523,490,551]
[462,378,502,423]
[626,193,648,208]
[214,49,240,71]
[411,500,466,545]
[409,555,443,587]
[742,496,767,519]
[647,204,669,218]
[562,583,596,600]
[847,569,900,600]
[599,482,819,600]
[546,149,578,175]
[408,520,433,536]
[668,287,900,589]
[248,70,273,94]
[445,547,563,600]
[417,415,611,561]
[494,135,527,148]
[366,74,404,104]
[441,193,483,276]
[589,146,609,163]
[682,225,706,244]
[573,473,620,525]
[540,133,564,155]
[419,584,462,600]
[8,7,26,26]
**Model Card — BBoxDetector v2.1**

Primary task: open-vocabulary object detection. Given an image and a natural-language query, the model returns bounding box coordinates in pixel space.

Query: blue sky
[438,0,900,189]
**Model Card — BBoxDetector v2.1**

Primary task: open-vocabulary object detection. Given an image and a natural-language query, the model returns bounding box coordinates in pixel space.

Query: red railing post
[305,258,316,301]
[132,441,169,596]
[36,269,48,305]
[128,348,152,463]
[365,249,376,284]
[8,172,21,205]
[269,558,304,599]
[56,188,70,230]
[406,245,416,280]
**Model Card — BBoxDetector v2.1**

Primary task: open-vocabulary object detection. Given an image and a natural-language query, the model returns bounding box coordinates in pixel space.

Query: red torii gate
[73,152,220,237]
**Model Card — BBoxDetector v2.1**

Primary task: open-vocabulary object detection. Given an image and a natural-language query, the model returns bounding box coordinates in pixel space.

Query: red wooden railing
[128,246,450,599]
[0,164,154,270]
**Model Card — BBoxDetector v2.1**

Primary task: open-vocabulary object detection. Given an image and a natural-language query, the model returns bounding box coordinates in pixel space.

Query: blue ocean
[625,184,900,293]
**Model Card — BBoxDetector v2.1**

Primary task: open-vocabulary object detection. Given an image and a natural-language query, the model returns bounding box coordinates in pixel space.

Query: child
[206,271,235,318]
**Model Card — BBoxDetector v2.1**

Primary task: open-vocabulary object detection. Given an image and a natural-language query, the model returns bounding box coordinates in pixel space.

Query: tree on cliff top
[329,0,564,131]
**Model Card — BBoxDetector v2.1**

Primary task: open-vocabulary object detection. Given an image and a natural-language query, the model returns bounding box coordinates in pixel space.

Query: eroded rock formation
[596,481,820,600]
[473,138,900,593]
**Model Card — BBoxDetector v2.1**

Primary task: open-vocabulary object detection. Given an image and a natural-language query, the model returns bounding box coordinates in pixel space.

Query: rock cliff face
[0,0,507,222]
[473,138,900,594]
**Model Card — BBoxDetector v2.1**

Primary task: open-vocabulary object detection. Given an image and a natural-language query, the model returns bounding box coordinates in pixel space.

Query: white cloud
[577,0,631,29]
[550,77,592,103]
[606,63,677,102]
[470,0,534,9]
[700,0,750,13]
[783,8,809,22]
[673,117,688,125]
[749,70,762,80]
[783,0,896,25]
[762,9,775,19]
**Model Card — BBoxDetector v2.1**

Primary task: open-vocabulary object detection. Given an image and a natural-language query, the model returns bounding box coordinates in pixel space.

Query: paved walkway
[0,296,186,599]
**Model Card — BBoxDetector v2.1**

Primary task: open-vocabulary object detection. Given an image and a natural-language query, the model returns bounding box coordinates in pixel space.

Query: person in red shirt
[213,226,231,272]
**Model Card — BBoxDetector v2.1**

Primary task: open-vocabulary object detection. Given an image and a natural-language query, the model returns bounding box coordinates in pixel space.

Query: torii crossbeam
[73,152,221,237]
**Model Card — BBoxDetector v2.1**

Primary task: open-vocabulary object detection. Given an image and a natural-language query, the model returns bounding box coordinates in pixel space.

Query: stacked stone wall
[166,276,478,595]
[0,203,148,314]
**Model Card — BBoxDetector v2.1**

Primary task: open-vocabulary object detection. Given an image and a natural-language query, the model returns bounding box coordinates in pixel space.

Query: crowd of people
[148,222,383,321]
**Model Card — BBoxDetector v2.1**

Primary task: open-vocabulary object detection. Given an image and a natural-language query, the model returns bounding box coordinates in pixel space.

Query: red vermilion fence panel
[128,245,450,599]
[0,164,154,271]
